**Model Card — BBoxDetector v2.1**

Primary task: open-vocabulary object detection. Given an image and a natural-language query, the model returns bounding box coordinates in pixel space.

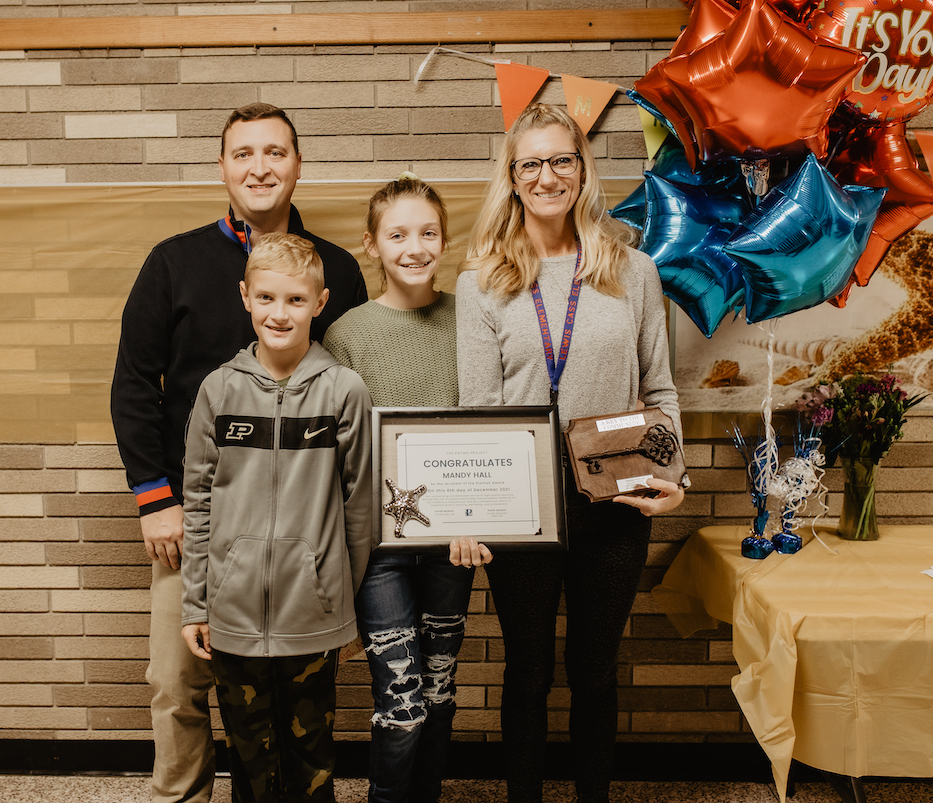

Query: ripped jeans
[356,551,475,803]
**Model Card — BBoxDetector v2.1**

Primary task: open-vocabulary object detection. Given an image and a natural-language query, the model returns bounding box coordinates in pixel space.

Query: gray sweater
[455,248,682,445]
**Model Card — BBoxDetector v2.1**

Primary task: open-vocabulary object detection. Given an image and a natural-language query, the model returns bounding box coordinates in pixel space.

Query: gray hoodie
[181,342,373,658]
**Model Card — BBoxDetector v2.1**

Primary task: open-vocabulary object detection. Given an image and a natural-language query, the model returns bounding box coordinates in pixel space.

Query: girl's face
[364,196,445,297]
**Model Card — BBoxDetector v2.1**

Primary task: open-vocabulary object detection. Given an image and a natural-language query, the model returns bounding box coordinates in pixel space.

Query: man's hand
[182,623,211,660]
[612,478,685,517]
[141,504,184,570]
[449,538,493,567]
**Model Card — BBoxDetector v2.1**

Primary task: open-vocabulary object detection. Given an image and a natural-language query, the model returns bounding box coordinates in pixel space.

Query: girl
[323,175,491,803]
[456,103,685,803]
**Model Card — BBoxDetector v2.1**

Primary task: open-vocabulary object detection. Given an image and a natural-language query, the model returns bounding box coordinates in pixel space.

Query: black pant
[485,478,651,803]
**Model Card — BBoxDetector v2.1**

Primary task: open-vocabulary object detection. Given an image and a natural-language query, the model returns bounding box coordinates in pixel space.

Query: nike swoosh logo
[303,426,328,440]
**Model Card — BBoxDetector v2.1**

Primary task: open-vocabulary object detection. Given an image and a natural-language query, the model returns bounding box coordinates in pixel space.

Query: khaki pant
[148,561,216,803]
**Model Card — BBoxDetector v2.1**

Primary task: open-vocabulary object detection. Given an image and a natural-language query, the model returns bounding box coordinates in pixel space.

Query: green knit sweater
[322,293,458,408]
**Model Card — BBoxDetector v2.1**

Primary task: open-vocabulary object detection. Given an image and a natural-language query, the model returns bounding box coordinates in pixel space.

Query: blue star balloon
[640,172,751,337]
[724,154,886,323]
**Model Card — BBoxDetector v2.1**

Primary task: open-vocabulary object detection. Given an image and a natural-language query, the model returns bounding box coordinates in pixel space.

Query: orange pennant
[495,62,550,132]
[561,75,619,135]
[915,131,933,175]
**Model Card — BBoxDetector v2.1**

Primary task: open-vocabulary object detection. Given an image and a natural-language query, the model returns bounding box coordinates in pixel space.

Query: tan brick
[83,613,148,637]
[0,142,27,165]
[283,161,410,182]
[0,447,44,470]
[409,160,496,180]
[878,493,933,516]
[0,470,76,494]
[0,636,54,659]
[85,659,147,684]
[33,297,124,320]
[633,711,742,733]
[411,107,501,135]
[62,59,178,86]
[29,86,141,113]
[262,82,375,109]
[529,50,646,78]
[44,494,137,518]
[885,443,933,467]
[64,114,177,139]
[67,164,182,182]
[464,616,501,639]
[292,108,408,136]
[0,590,49,612]
[44,445,123,470]
[633,665,737,686]
[685,468,747,494]
[0,371,70,396]
[55,636,147,659]
[31,140,143,165]
[145,83,258,111]
[177,3,292,14]
[296,54,409,82]
[0,88,28,113]
[82,566,152,589]
[0,543,45,565]
[374,134,489,161]
[0,322,71,346]
[145,137,223,164]
[456,663,504,685]
[71,322,122,345]
[51,589,150,612]
[54,683,151,707]
[709,641,735,662]
[0,660,84,683]
[0,566,79,588]
[46,543,148,566]
[73,470,128,494]
[0,62,61,87]
[181,56,294,84]
[79,518,142,542]
[376,82,491,108]
[0,518,78,543]
[713,494,761,518]
[0,684,54,705]
[0,613,83,636]
[301,136,373,162]
[0,707,87,729]
[683,443,712,468]
[0,114,62,141]
[0,493,43,517]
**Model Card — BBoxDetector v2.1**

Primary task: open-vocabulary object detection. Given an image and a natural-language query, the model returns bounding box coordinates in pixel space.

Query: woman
[456,103,685,803]
[323,175,491,803]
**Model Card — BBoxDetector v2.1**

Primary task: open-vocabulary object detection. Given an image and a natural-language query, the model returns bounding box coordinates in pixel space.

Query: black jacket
[111,205,367,514]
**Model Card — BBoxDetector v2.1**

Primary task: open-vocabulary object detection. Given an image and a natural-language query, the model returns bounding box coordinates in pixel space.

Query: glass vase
[837,457,880,541]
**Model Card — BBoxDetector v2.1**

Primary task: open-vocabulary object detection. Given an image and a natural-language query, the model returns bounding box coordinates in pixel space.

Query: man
[111,103,368,803]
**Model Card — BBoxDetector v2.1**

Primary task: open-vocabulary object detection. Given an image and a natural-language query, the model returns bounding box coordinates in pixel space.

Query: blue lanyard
[530,245,582,406]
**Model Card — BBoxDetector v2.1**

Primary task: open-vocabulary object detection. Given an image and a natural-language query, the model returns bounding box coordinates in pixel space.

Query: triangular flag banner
[914,131,933,176]
[495,63,551,132]
[561,74,619,136]
[637,106,669,161]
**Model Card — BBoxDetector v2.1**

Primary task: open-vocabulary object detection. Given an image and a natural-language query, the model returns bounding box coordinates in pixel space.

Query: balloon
[660,0,865,163]
[724,154,886,322]
[807,0,933,123]
[640,172,750,337]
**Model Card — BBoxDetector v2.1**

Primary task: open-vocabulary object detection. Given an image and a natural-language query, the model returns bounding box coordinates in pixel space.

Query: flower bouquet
[796,373,927,540]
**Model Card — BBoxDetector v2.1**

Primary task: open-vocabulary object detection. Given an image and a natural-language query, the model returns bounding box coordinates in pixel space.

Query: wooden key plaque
[563,407,689,502]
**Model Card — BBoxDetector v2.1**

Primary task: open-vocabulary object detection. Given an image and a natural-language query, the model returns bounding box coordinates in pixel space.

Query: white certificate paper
[395,430,541,537]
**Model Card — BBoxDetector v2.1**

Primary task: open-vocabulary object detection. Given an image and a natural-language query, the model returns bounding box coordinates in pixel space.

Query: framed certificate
[373,406,566,551]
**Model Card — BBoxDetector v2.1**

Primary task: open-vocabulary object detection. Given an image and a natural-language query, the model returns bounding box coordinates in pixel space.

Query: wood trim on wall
[0,9,688,50]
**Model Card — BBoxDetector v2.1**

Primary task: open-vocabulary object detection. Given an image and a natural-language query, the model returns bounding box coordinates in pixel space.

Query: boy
[181,232,373,803]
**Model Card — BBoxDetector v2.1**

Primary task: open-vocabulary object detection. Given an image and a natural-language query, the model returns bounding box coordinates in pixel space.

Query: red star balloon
[807,0,933,124]
[660,0,865,163]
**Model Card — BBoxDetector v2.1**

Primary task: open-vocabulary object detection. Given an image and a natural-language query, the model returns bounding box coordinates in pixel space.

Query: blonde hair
[244,233,324,296]
[364,175,448,288]
[461,103,637,297]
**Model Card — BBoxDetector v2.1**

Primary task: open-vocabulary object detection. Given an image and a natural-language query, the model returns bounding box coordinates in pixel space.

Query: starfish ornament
[383,478,430,538]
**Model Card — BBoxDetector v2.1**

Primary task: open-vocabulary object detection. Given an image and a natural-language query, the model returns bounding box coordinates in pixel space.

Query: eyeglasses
[510,152,581,181]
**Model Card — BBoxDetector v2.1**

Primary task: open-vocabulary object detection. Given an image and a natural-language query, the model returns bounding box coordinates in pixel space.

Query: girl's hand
[449,538,493,567]
[182,623,212,660]
[612,477,684,517]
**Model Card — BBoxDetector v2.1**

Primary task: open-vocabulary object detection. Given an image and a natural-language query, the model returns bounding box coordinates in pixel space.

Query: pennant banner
[561,74,619,136]
[637,106,669,161]
[495,62,551,132]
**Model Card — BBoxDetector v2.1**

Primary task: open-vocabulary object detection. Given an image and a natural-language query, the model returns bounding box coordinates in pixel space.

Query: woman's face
[364,196,444,297]
[511,124,582,230]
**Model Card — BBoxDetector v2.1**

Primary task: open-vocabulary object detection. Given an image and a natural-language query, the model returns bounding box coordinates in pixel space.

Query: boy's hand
[141,505,184,570]
[449,538,493,567]
[612,477,684,517]
[182,623,211,660]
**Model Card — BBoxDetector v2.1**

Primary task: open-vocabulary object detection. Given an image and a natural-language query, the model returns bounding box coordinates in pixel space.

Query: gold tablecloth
[653,525,933,800]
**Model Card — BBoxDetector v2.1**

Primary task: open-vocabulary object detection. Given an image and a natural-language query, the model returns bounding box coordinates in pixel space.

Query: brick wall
[1,0,932,759]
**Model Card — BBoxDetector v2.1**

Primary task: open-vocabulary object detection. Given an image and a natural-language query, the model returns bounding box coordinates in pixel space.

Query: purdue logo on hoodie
[216,415,337,450]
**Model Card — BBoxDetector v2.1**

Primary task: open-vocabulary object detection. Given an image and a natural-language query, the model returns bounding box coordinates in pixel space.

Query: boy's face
[220,118,301,228]
[239,270,328,366]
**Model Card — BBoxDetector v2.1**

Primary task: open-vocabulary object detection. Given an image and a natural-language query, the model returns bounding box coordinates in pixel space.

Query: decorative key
[578,423,677,475]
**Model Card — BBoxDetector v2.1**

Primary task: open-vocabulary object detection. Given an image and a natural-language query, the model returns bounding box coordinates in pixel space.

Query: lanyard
[531,245,582,406]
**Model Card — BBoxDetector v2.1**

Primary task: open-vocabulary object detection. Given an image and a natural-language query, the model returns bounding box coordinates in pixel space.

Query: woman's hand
[612,477,684,517]
[182,623,211,660]
[449,538,493,567]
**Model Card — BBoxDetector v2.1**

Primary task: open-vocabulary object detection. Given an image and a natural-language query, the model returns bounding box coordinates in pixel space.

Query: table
[653,525,933,802]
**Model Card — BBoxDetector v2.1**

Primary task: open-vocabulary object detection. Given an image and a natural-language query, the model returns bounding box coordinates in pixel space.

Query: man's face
[219,118,301,228]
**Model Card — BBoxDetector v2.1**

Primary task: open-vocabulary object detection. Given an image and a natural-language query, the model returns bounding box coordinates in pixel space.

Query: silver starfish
[383,478,430,538]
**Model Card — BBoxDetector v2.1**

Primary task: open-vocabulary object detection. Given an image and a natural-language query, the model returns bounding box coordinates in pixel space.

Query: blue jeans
[355,551,475,803]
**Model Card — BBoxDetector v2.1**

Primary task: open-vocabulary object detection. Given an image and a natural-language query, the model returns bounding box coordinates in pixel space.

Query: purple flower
[810,406,834,426]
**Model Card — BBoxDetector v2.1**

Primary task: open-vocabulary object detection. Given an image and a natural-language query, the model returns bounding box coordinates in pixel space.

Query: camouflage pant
[212,649,338,803]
